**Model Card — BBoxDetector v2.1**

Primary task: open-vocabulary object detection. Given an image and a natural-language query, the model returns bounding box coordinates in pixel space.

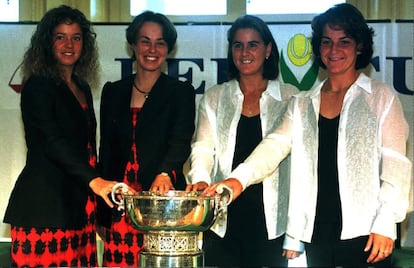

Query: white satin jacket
[187,79,298,239]
[229,73,411,249]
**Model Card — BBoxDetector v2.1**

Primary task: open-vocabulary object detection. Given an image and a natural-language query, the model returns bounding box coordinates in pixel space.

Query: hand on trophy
[150,173,175,195]
[185,181,209,192]
[202,178,242,202]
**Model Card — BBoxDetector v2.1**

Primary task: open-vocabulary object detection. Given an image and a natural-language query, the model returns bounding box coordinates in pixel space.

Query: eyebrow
[138,35,165,41]
[54,32,82,36]
[232,40,260,44]
[321,35,351,40]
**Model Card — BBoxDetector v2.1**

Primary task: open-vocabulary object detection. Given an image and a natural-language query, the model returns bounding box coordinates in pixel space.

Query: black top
[4,75,99,229]
[232,114,263,170]
[312,114,342,242]
[96,73,195,228]
[227,114,266,238]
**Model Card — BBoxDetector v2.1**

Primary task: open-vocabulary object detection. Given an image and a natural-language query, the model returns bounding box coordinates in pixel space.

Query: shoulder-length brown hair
[311,3,374,70]
[227,15,279,81]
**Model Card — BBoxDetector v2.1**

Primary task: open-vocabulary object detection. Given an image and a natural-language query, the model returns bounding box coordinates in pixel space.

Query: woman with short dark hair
[97,11,195,267]
[186,15,298,267]
[204,4,411,267]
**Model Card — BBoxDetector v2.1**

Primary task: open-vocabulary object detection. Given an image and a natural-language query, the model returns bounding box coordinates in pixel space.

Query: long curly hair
[21,5,99,86]
[311,3,374,70]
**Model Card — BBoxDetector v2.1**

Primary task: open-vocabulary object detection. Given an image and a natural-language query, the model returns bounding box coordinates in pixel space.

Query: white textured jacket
[230,73,411,249]
[187,79,298,239]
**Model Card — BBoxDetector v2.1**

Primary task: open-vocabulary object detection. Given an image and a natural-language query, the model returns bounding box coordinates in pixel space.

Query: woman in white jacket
[204,3,411,267]
[186,15,298,267]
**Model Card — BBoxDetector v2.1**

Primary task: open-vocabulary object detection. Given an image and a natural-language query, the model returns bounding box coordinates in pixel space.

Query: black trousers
[203,230,287,268]
[202,183,287,267]
[305,235,392,268]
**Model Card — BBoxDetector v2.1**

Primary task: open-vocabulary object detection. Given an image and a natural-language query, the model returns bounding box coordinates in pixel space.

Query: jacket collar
[306,72,371,98]
[230,79,282,101]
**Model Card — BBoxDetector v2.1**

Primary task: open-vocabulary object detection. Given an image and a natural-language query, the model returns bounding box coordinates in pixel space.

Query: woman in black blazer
[96,11,195,267]
[3,6,118,268]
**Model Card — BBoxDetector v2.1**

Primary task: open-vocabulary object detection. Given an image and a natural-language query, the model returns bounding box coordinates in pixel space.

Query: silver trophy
[111,182,232,267]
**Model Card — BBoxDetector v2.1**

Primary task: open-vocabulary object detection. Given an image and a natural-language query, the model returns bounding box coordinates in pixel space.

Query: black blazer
[3,75,100,229]
[96,73,195,227]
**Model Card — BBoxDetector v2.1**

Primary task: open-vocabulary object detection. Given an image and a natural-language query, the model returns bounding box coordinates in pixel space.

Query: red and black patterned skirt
[101,107,144,267]
[10,196,97,268]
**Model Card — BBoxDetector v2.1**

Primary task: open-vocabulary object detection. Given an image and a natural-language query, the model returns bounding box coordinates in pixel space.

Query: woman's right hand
[185,181,209,192]
[202,178,243,201]
[89,177,123,208]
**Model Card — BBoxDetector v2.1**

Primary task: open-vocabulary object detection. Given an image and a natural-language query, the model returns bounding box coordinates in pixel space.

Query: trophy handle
[216,184,232,213]
[111,182,130,211]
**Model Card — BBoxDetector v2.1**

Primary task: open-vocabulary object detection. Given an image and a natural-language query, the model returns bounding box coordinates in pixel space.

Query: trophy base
[139,250,204,268]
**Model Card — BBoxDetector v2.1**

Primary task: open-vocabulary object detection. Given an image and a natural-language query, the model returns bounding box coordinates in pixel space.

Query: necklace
[242,89,263,116]
[133,80,150,99]
[243,97,260,116]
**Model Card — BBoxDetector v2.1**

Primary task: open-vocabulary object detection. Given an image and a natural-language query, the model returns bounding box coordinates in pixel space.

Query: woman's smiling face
[320,24,360,76]
[52,22,83,72]
[133,21,168,73]
[231,28,271,78]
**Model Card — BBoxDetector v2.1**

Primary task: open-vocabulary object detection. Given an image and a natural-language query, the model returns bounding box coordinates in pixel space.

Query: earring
[265,56,269,60]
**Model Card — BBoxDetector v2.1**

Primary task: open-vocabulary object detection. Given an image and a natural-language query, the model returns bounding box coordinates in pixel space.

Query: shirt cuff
[228,163,253,190]
[283,234,305,253]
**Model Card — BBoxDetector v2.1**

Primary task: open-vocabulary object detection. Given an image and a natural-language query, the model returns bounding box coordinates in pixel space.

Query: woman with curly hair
[3,5,119,267]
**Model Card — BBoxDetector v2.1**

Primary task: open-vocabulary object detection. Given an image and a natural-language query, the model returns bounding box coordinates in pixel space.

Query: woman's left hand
[282,249,302,259]
[150,173,175,195]
[364,233,394,263]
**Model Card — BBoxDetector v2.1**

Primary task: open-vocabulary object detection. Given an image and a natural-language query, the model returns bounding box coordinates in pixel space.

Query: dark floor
[0,242,10,267]
[392,247,414,268]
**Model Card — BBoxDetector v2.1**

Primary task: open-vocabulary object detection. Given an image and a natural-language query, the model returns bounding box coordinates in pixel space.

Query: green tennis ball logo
[280,33,319,91]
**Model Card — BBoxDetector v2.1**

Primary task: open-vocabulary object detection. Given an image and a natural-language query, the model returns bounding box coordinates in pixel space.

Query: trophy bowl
[111,182,232,267]
[123,190,220,232]
[111,183,232,233]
